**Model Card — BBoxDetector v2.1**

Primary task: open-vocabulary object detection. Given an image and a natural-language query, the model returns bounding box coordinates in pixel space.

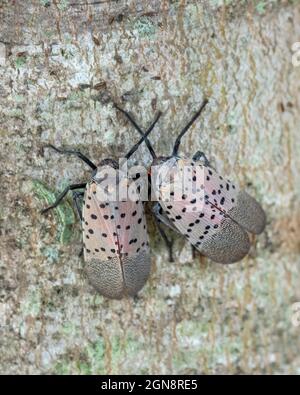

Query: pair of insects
[41,99,266,299]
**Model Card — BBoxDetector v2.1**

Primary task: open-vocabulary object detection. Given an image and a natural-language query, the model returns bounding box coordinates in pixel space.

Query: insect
[115,99,266,264]
[41,110,161,299]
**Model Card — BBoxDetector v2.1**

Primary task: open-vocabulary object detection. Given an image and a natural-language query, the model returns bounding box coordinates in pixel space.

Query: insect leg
[192,245,197,260]
[152,202,180,234]
[72,191,85,258]
[153,215,174,263]
[41,183,87,214]
[72,191,84,221]
[44,144,97,170]
[192,150,211,166]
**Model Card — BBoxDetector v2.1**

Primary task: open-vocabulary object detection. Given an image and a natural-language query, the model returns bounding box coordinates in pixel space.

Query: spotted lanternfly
[41,110,161,299]
[116,100,266,264]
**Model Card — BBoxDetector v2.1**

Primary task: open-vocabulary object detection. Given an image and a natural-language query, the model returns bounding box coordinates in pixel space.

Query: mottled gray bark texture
[1,0,300,374]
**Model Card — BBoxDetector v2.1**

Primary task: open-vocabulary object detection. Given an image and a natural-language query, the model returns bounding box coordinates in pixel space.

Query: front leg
[72,191,85,257]
[41,183,87,214]
[72,191,84,221]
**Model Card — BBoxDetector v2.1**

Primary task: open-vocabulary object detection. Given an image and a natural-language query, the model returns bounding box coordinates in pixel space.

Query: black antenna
[172,98,209,157]
[44,144,97,170]
[115,104,158,159]
[124,111,161,160]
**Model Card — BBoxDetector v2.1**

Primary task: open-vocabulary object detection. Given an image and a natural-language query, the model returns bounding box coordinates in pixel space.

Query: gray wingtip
[229,191,266,235]
[200,217,251,264]
[85,250,151,299]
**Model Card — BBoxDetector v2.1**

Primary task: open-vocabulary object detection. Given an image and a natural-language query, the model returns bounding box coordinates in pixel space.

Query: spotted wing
[82,182,118,261]
[199,162,266,235]
[157,158,251,263]
[82,172,150,298]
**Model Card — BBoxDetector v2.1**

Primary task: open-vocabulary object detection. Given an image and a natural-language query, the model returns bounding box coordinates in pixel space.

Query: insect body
[82,163,150,298]
[116,100,266,264]
[41,111,161,299]
[151,155,265,263]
